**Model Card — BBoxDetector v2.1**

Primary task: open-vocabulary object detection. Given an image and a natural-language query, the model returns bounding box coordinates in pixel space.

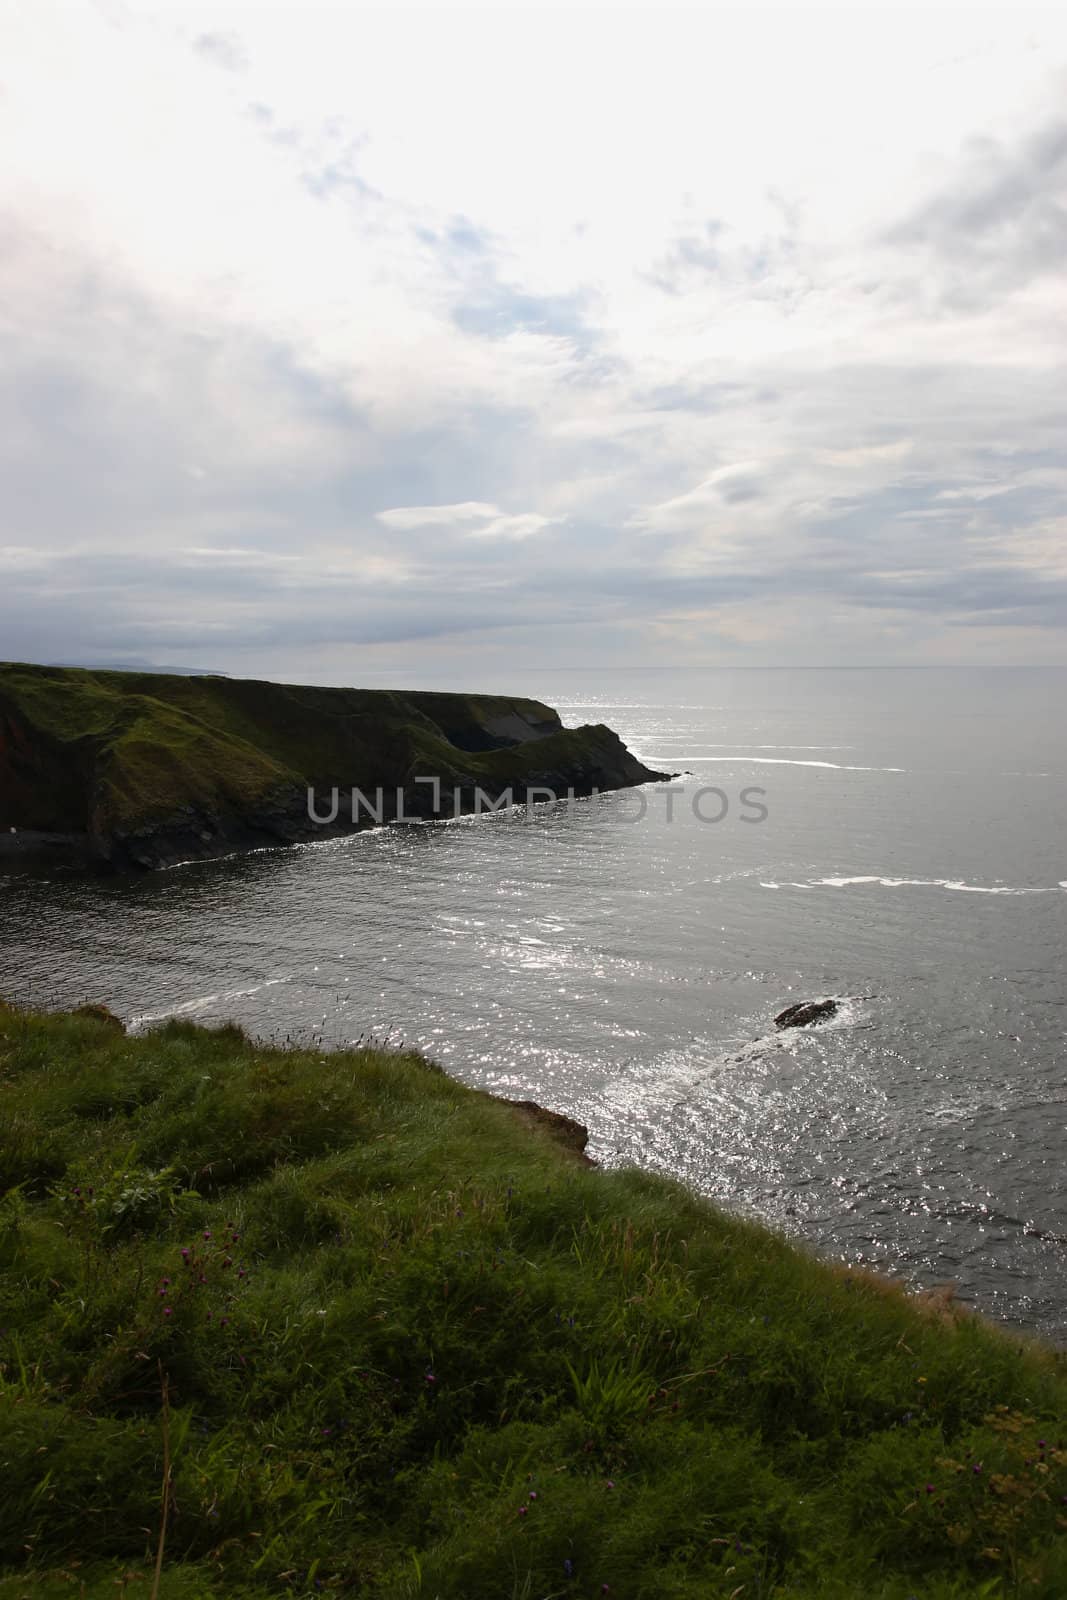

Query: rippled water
[2,667,1065,1340]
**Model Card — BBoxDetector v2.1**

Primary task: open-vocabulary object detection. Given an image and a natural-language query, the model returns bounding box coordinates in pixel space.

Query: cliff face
[0,663,665,870]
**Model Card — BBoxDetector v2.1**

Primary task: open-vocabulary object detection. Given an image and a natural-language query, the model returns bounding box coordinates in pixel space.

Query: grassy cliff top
[0,663,562,753]
[0,661,561,821]
[1,1002,1064,1599]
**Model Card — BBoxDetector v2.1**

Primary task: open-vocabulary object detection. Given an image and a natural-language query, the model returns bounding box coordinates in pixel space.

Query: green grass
[0,1002,1064,1599]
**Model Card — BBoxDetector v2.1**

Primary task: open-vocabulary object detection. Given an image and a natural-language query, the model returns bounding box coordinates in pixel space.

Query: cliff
[0,662,665,870]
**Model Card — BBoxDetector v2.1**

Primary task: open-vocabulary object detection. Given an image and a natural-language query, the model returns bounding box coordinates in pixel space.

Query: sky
[2,0,1066,685]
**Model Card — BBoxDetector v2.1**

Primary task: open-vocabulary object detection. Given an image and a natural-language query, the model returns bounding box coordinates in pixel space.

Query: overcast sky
[2,0,1066,684]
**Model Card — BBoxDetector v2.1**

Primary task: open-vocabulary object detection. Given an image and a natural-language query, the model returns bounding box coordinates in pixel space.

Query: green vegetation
[0,663,658,867]
[1,1002,1064,1599]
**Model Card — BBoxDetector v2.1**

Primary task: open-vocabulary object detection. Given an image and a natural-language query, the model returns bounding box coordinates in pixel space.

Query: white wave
[761,875,1065,896]
[650,757,906,772]
[129,976,291,1030]
[632,743,857,751]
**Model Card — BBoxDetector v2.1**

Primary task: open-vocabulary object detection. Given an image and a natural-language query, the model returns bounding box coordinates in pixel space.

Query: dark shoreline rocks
[502,1099,595,1165]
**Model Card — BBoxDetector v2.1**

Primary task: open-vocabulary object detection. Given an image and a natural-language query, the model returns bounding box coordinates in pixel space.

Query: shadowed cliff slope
[0,663,665,869]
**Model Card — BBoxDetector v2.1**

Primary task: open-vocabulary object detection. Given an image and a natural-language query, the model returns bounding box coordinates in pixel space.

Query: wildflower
[606,1480,615,1490]
[973,1464,982,1474]
[529,1490,538,1501]
[425,1371,437,1385]
[203,1230,212,1240]
[163,1307,173,1318]
[925,1483,934,1494]
[518,1506,527,1517]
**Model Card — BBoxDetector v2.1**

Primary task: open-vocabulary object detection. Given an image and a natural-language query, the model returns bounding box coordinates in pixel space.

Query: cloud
[888,115,1067,304]
[376,504,557,541]
[192,31,248,74]
[1,3,1066,675]
[375,503,501,530]
[464,512,557,543]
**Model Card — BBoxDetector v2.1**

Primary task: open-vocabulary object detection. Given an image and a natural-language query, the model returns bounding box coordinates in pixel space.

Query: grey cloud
[193,32,249,74]
[648,212,800,297]
[887,115,1067,302]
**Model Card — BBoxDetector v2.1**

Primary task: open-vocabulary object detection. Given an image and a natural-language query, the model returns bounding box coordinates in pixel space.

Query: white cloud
[464,513,558,542]
[376,503,557,541]
[1,2,1066,671]
[375,503,501,530]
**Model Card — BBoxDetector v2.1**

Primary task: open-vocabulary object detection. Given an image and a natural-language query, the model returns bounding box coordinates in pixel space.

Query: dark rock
[73,1003,126,1032]
[774,999,838,1029]
[503,1099,595,1164]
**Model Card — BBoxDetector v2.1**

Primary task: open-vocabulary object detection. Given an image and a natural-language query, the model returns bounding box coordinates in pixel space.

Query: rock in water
[774,999,838,1029]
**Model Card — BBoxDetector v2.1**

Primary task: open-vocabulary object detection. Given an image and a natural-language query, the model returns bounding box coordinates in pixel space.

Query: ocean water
[2,667,1065,1340]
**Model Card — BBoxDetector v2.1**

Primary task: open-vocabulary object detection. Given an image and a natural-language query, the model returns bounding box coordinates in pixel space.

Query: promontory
[0,662,666,870]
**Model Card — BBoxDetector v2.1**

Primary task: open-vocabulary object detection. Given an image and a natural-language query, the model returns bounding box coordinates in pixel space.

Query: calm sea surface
[2,667,1065,1340]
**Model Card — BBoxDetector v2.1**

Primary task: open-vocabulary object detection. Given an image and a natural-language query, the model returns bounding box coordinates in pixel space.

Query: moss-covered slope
[0,663,663,869]
[0,1002,1064,1598]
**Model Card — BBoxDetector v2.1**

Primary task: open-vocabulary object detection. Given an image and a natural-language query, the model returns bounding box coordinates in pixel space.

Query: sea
[2,666,1065,1342]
